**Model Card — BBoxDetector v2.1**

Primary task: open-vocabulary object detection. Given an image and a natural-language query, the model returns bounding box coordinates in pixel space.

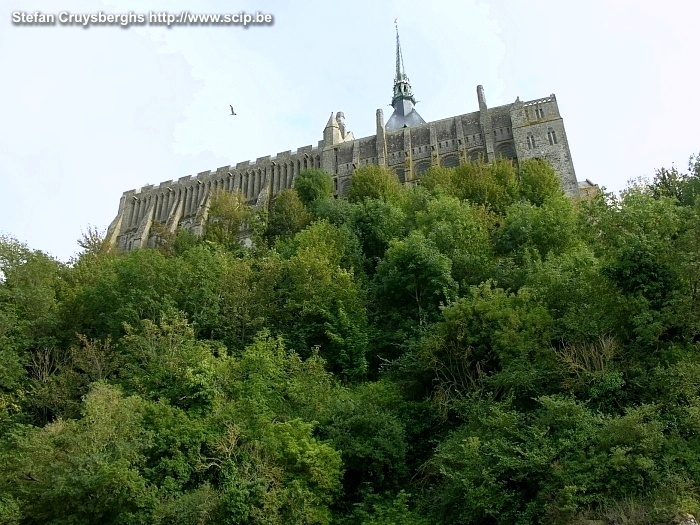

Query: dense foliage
[2,155,700,524]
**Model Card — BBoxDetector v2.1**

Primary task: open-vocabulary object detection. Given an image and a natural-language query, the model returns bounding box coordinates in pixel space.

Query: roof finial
[394,18,405,82]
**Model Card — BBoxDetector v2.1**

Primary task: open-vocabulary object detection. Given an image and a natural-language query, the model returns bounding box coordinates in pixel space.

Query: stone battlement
[523,95,556,106]
[126,144,323,195]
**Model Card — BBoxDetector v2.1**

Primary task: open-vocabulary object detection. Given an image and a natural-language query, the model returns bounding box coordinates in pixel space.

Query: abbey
[107,29,579,251]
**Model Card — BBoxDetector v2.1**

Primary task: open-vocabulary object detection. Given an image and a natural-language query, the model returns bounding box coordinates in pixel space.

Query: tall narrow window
[527,134,536,149]
[547,128,558,145]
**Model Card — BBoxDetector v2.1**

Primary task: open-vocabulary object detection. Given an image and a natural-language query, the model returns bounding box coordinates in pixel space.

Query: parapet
[523,95,556,106]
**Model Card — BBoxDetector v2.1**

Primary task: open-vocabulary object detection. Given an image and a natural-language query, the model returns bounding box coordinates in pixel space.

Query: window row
[527,127,558,149]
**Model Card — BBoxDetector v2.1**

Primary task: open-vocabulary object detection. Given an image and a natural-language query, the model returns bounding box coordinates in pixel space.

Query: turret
[323,112,342,146]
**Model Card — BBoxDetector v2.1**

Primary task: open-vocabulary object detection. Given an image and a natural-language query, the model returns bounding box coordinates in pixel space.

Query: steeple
[386,20,426,131]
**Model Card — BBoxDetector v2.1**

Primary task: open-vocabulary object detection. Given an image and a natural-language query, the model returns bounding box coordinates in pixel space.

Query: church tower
[385,21,426,131]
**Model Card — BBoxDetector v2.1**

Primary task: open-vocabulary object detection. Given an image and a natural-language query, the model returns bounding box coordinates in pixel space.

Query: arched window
[440,155,460,168]
[415,160,431,175]
[547,127,558,145]
[469,149,484,163]
[496,142,516,159]
[527,134,536,149]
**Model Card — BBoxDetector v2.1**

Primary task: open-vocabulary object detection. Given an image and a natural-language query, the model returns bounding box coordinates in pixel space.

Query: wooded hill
[2,156,700,524]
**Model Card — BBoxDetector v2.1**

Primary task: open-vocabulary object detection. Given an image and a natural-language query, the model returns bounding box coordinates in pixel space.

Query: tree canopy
[3,155,700,524]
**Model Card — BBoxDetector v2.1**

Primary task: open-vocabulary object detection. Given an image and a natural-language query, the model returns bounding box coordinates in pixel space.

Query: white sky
[1,0,699,261]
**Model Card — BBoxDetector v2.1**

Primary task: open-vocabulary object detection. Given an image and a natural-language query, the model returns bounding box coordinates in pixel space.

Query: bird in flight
[229,105,236,116]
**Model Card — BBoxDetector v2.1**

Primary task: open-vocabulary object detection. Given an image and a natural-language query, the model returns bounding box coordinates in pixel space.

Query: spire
[324,111,338,130]
[386,19,426,131]
[391,19,414,106]
[395,20,405,85]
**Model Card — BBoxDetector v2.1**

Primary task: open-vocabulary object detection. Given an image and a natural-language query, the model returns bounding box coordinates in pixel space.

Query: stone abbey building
[107,29,579,251]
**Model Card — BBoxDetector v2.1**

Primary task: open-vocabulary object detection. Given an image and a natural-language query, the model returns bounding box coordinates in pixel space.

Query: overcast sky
[2,0,699,261]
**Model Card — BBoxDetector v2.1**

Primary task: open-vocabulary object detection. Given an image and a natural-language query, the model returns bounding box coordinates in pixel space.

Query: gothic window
[527,134,536,149]
[497,142,516,159]
[537,107,545,119]
[440,155,459,168]
[415,160,431,175]
[547,128,558,145]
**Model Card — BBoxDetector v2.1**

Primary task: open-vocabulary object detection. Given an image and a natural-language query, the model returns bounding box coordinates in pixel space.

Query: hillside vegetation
[2,156,700,524]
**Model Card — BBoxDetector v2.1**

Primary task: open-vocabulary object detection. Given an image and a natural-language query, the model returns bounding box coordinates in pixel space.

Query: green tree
[203,189,259,252]
[211,333,344,523]
[265,189,312,242]
[311,196,354,227]
[119,312,219,414]
[397,281,556,414]
[421,158,520,213]
[319,381,409,509]
[215,255,279,352]
[647,154,700,206]
[348,166,403,204]
[0,238,64,425]
[518,158,564,205]
[350,198,406,271]
[61,247,179,341]
[372,232,457,348]
[415,195,494,286]
[277,219,363,274]
[294,168,334,206]
[2,383,155,523]
[494,195,579,263]
[274,239,369,379]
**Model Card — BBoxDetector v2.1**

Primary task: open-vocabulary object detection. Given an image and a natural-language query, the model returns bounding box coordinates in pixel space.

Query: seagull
[229,105,236,116]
